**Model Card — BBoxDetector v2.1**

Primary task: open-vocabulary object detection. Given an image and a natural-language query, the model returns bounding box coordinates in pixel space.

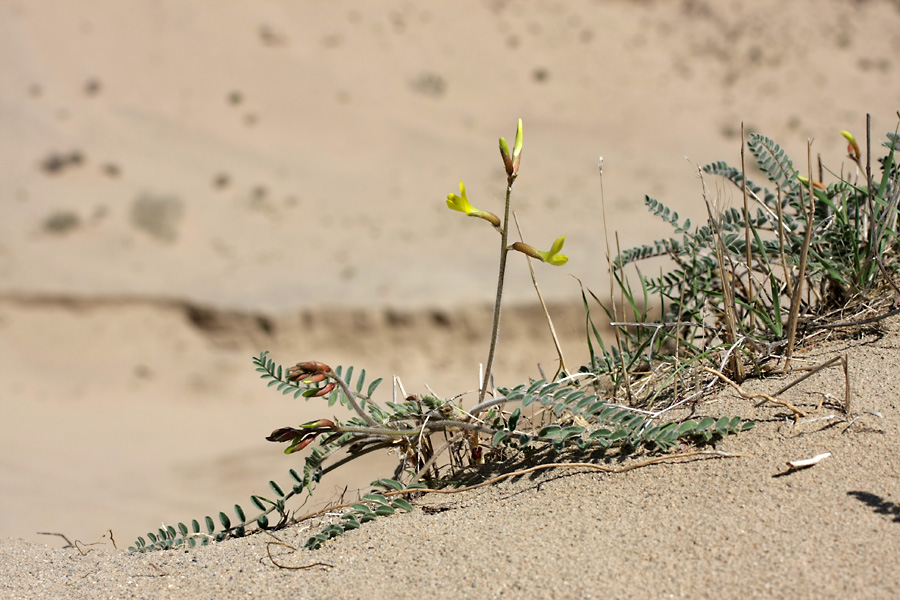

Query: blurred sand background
[2,0,900,551]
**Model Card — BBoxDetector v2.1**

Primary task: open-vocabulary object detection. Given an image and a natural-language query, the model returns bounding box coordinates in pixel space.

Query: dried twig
[785,141,816,370]
[842,354,851,414]
[513,211,568,376]
[703,367,807,417]
[392,450,747,496]
[267,542,333,570]
[772,356,841,397]
[288,450,746,528]
[741,122,755,332]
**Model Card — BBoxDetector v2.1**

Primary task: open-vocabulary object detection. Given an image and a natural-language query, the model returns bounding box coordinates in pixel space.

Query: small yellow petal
[513,118,523,157]
[840,130,861,159]
[534,235,568,266]
[549,235,565,255]
[546,253,568,266]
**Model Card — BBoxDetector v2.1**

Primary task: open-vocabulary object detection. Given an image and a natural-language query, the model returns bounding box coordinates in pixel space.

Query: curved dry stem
[703,367,807,417]
[266,542,333,570]
[290,450,747,526]
[337,421,495,438]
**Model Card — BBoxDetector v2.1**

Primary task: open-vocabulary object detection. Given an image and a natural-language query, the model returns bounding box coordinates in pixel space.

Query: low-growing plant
[130,114,900,554]
[584,116,900,410]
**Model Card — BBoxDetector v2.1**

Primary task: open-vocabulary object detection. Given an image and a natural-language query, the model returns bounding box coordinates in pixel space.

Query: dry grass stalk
[842,354,851,414]
[741,122,755,333]
[703,367,807,417]
[784,141,816,371]
[699,168,745,382]
[513,211,568,376]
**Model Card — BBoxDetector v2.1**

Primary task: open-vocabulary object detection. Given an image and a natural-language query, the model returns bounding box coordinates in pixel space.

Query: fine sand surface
[3,0,900,597]
[2,324,900,599]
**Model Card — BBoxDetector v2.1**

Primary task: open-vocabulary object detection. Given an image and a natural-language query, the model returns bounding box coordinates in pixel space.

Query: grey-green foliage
[494,379,753,453]
[616,130,900,344]
[305,479,421,550]
[130,475,304,553]
[131,347,756,554]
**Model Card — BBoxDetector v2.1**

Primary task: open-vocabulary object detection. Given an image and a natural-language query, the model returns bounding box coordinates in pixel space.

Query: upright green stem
[479,178,515,406]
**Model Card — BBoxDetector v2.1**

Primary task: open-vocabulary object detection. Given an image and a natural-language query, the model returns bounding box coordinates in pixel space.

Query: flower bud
[513,118,523,158]
[293,361,331,373]
[285,436,317,454]
[299,418,336,429]
[267,427,302,443]
[314,382,337,397]
[840,130,861,161]
[499,137,514,176]
[510,241,542,260]
[511,236,569,266]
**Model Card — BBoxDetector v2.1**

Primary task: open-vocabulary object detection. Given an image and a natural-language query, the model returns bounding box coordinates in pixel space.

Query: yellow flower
[797,175,826,191]
[510,235,569,266]
[840,130,861,161]
[513,118,523,158]
[446,181,501,227]
[536,235,568,266]
[499,119,524,177]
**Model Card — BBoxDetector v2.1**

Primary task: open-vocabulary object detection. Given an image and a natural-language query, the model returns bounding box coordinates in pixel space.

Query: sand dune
[3,0,900,597]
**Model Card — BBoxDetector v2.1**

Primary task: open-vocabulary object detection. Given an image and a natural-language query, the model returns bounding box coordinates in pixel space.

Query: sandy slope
[2,323,899,599]
[2,1,900,595]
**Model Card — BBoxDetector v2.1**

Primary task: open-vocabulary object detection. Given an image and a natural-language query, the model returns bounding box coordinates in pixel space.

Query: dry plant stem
[776,184,792,293]
[673,281,687,400]
[614,232,635,400]
[703,367,808,417]
[599,162,631,400]
[479,179,515,406]
[39,531,116,555]
[866,113,875,250]
[842,354,851,414]
[291,451,747,526]
[699,169,745,381]
[411,432,466,484]
[772,356,841,397]
[266,542,333,570]
[741,123,754,332]
[37,532,76,549]
[337,421,495,438]
[610,321,720,332]
[513,211,568,376]
[864,122,900,302]
[469,395,512,415]
[784,142,816,371]
[806,304,900,330]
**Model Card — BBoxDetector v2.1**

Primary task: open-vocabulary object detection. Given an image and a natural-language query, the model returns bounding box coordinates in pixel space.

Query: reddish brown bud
[499,137,514,176]
[313,382,336,397]
[267,427,302,442]
[293,361,332,373]
[300,418,336,429]
[285,437,317,454]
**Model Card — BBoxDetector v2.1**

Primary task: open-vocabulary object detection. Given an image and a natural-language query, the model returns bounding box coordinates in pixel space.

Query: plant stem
[337,421,495,437]
[329,371,380,427]
[784,141,816,371]
[478,178,515,406]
